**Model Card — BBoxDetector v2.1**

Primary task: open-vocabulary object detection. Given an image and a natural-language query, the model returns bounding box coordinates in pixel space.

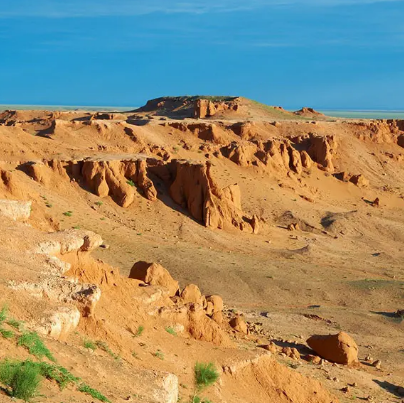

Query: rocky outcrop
[294,107,325,117]
[307,332,359,365]
[0,199,31,221]
[333,172,369,187]
[194,98,240,119]
[169,160,258,232]
[307,135,337,172]
[22,156,161,207]
[129,262,179,297]
[163,122,225,143]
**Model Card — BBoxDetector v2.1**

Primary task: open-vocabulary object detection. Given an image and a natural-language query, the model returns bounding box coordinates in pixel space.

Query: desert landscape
[0,96,404,403]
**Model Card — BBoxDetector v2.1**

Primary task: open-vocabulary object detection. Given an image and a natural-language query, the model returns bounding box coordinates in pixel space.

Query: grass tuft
[194,362,219,391]
[7,318,24,330]
[154,350,164,360]
[165,326,177,336]
[133,325,144,338]
[83,339,97,351]
[63,211,73,217]
[78,383,111,402]
[18,332,55,362]
[95,341,119,360]
[0,360,41,401]
[126,179,135,187]
[0,328,14,339]
[0,306,8,325]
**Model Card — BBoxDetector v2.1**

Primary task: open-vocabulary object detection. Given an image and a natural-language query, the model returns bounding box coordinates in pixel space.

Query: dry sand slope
[0,97,403,402]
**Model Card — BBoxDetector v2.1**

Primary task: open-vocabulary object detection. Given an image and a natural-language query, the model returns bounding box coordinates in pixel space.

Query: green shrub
[126,179,135,187]
[154,350,164,360]
[78,383,110,402]
[0,360,41,401]
[63,211,73,217]
[37,362,79,389]
[83,339,97,351]
[7,318,24,330]
[18,332,55,362]
[133,325,144,337]
[194,362,219,390]
[0,306,8,325]
[0,328,14,339]
[95,341,119,360]
[165,326,177,336]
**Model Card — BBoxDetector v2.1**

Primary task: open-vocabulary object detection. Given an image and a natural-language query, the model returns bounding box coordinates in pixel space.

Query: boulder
[349,174,369,188]
[306,332,358,365]
[181,284,203,304]
[229,316,248,334]
[129,262,179,297]
[206,295,224,313]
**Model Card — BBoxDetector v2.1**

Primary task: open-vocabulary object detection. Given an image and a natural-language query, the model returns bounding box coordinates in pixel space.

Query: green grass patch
[7,318,24,330]
[83,339,97,351]
[0,306,8,325]
[194,362,219,391]
[0,360,41,401]
[154,350,164,360]
[63,211,73,217]
[165,326,177,336]
[126,179,135,187]
[78,383,110,402]
[18,332,55,362]
[133,325,144,338]
[95,201,103,206]
[0,359,108,402]
[0,328,14,339]
[95,341,119,360]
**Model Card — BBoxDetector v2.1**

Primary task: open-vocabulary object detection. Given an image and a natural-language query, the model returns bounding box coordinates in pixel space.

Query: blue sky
[1,0,403,109]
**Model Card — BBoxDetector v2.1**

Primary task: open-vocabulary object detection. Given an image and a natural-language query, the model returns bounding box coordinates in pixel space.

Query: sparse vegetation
[165,326,177,336]
[95,201,103,206]
[7,318,24,330]
[133,325,144,337]
[0,360,41,401]
[83,339,97,351]
[95,340,119,360]
[192,362,219,403]
[0,359,108,402]
[0,328,14,339]
[63,211,73,217]
[154,350,164,360]
[18,331,55,362]
[78,383,111,402]
[126,179,135,187]
[194,362,219,390]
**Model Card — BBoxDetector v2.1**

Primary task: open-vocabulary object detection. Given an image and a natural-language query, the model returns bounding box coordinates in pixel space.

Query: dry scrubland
[0,96,403,402]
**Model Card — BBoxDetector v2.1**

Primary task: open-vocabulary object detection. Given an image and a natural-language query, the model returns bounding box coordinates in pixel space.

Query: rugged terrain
[0,96,404,402]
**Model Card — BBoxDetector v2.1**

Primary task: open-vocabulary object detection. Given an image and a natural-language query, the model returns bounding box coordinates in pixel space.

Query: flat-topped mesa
[169,160,259,233]
[194,97,241,119]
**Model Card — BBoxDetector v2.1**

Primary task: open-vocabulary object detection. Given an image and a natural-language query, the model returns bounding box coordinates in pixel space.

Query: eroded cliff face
[169,160,259,233]
[20,156,259,233]
[194,98,241,119]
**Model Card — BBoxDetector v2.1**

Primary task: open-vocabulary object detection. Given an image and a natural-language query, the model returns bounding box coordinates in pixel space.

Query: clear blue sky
[1,0,403,109]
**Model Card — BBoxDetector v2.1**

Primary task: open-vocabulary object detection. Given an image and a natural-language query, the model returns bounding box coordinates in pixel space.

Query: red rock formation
[169,160,257,233]
[307,135,337,172]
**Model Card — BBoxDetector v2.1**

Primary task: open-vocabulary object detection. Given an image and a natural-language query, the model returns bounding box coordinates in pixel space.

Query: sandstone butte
[0,96,403,402]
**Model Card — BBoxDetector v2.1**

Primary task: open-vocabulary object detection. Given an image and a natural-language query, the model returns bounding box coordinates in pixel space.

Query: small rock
[372,360,381,369]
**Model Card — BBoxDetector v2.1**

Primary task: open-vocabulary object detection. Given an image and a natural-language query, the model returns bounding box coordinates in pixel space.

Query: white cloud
[0,0,403,18]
